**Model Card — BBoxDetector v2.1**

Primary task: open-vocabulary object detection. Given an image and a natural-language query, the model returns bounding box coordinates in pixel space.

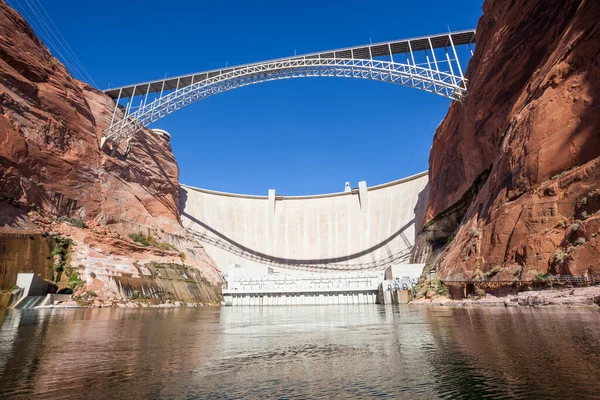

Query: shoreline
[6,286,600,310]
[410,286,600,308]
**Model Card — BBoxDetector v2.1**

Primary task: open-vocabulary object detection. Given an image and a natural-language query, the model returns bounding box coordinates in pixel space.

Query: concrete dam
[180,171,429,305]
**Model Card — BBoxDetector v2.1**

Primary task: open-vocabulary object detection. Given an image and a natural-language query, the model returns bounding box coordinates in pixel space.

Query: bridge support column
[109,88,122,128]
[448,34,465,81]
[125,86,136,118]
[444,45,457,87]
[428,37,441,76]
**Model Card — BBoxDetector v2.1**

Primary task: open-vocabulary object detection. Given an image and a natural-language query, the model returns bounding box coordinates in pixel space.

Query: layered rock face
[414,0,600,281]
[0,2,222,304]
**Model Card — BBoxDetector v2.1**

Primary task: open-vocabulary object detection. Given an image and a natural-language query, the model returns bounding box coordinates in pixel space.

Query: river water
[0,305,599,399]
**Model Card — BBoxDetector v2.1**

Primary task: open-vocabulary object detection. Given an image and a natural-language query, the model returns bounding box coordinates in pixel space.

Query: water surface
[0,305,599,399]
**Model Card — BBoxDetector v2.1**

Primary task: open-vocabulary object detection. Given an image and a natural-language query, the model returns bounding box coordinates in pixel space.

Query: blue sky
[11,0,483,195]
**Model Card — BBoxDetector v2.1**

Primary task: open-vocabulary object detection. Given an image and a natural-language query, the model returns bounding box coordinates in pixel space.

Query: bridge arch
[102,30,476,150]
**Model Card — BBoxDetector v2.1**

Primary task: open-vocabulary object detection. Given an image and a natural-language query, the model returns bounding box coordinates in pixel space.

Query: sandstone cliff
[414,0,600,282]
[0,1,222,305]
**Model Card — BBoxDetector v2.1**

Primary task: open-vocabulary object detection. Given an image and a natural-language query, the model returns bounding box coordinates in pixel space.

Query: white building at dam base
[179,171,429,306]
[221,263,425,306]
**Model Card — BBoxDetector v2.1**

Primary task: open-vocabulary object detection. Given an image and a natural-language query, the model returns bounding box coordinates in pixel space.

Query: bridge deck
[104,29,475,99]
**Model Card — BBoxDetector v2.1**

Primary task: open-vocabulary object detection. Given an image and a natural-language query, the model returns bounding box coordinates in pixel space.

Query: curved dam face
[179,171,429,274]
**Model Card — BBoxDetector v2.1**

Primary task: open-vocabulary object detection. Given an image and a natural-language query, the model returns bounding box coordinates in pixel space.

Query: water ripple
[0,306,599,399]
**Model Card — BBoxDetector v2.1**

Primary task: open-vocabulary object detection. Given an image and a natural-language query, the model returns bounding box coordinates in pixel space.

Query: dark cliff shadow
[0,203,30,228]
[414,182,430,236]
[569,18,600,169]
[179,186,189,215]
[123,131,180,220]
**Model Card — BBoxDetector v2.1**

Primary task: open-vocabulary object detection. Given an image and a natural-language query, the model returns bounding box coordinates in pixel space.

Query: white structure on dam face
[180,171,429,287]
[221,265,385,306]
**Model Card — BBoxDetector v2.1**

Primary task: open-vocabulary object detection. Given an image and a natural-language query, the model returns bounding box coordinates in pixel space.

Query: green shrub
[48,235,72,258]
[530,270,548,280]
[46,235,72,282]
[552,172,566,180]
[128,232,178,251]
[86,290,98,297]
[66,271,84,290]
[483,265,502,280]
[534,272,548,281]
[553,249,567,265]
[1,285,21,294]
[472,269,485,281]
[569,223,580,237]
[425,275,450,297]
[68,272,80,282]
[575,237,586,246]
[58,216,85,228]
[129,232,150,246]
[131,290,149,300]
[468,227,481,238]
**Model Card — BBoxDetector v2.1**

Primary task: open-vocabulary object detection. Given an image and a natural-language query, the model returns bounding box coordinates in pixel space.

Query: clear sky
[10,0,483,195]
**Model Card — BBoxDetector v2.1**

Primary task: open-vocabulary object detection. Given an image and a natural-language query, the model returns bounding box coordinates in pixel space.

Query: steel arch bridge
[102,29,476,152]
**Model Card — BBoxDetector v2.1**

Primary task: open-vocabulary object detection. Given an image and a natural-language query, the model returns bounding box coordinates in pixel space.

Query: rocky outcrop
[412,286,600,307]
[0,1,222,304]
[414,0,600,281]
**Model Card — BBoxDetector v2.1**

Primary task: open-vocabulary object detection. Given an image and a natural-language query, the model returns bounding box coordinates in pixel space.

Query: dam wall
[180,171,429,274]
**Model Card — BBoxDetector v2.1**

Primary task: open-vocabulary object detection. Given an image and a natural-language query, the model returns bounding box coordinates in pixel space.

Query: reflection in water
[0,306,598,399]
[424,307,600,399]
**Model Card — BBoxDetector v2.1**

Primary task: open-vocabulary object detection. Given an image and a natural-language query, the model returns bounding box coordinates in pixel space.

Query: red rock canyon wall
[413,0,600,281]
[0,1,222,304]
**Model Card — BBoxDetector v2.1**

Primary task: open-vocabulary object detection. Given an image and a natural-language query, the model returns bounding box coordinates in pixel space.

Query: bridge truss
[102,30,475,151]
